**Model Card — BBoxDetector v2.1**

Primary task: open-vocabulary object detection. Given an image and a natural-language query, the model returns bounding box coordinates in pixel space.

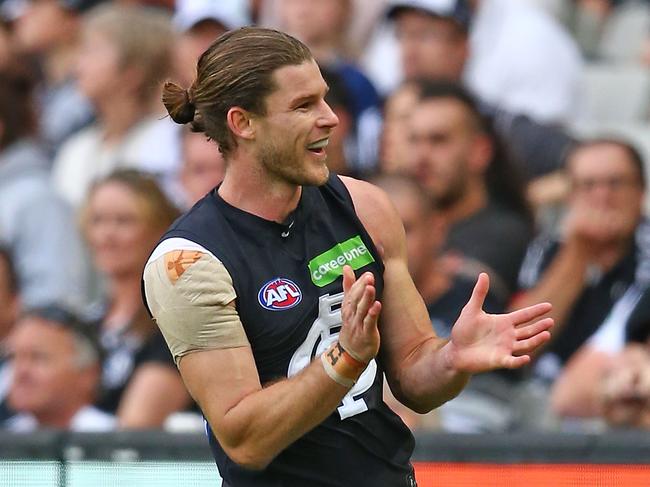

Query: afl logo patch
[258,278,302,311]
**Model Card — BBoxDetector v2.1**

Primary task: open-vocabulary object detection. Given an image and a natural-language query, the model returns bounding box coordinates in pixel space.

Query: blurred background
[0,0,649,485]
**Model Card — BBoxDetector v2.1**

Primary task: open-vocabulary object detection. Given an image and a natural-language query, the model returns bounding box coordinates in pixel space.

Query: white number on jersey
[287,292,377,420]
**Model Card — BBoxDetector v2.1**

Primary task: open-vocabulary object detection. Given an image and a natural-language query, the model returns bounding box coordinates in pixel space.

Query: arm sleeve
[143,250,250,366]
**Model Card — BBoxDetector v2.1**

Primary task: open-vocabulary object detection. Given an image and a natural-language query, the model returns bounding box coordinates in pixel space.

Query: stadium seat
[573,64,650,125]
[598,0,650,64]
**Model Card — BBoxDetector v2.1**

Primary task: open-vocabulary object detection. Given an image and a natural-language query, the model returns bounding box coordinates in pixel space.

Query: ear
[226,107,256,141]
[468,133,493,175]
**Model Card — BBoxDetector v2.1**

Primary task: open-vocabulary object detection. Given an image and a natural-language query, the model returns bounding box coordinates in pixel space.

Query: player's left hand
[448,273,553,373]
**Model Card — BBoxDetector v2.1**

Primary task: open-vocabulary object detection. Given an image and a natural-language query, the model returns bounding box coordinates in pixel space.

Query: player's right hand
[338,265,381,364]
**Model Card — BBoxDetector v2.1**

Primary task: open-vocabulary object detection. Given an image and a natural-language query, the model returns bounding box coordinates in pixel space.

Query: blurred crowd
[0,0,649,436]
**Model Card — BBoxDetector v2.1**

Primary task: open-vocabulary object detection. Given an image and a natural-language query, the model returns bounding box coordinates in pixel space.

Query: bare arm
[342,176,554,413]
[176,272,381,470]
[117,363,192,429]
[550,346,615,418]
[510,239,588,336]
[180,346,350,469]
[510,200,635,350]
[600,344,650,428]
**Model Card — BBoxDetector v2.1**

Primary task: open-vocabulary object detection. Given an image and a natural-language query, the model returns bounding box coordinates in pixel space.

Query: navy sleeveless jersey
[152,175,415,486]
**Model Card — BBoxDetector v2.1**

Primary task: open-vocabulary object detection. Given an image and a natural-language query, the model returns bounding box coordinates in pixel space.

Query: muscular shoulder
[339,176,406,261]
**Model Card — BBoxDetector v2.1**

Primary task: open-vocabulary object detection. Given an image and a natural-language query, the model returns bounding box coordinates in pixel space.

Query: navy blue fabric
[153,174,415,486]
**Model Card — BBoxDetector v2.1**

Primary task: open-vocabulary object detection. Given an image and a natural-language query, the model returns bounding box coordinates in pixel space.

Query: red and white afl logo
[258,278,302,311]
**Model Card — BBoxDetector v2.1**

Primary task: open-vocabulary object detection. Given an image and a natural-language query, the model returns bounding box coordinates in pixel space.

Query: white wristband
[321,353,355,388]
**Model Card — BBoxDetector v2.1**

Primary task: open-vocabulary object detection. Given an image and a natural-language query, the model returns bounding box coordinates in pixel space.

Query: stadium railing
[2,430,650,486]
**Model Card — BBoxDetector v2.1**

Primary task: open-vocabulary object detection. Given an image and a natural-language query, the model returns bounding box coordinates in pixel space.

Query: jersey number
[287,292,377,420]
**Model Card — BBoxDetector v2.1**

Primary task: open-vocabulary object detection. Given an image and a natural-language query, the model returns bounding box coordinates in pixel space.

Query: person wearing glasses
[513,138,649,393]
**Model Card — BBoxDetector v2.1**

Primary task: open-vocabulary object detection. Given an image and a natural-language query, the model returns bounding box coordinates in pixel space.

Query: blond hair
[84,4,173,101]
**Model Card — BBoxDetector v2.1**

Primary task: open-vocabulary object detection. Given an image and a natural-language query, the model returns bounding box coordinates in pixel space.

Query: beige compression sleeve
[143,250,249,366]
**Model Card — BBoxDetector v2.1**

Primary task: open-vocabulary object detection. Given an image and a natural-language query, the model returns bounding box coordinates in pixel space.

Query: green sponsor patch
[308,235,375,287]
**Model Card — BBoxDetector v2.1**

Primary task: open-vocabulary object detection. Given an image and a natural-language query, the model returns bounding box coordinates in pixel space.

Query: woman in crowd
[81,169,190,428]
[52,3,181,208]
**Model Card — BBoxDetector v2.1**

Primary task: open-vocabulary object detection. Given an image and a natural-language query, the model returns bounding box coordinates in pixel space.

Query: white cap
[386,0,472,31]
[174,0,251,32]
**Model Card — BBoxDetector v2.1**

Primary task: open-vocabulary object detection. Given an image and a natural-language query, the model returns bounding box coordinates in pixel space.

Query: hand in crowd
[600,344,650,428]
[563,200,637,249]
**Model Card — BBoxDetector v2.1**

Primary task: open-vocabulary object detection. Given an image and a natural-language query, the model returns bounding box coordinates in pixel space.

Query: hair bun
[162,81,196,125]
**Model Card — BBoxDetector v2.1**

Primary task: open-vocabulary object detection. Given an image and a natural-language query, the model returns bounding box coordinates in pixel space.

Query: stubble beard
[428,157,470,210]
[428,176,466,210]
[257,137,329,187]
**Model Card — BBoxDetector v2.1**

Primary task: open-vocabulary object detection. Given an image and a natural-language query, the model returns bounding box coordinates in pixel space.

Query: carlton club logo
[257,278,302,311]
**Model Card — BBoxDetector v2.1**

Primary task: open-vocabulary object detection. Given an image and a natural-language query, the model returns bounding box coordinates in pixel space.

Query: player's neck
[218,158,302,224]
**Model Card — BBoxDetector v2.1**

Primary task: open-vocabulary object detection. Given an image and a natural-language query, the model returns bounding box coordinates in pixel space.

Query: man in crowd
[382,0,582,124]
[173,0,251,86]
[4,306,115,431]
[384,0,576,180]
[514,139,649,385]
[407,80,533,301]
[374,174,532,432]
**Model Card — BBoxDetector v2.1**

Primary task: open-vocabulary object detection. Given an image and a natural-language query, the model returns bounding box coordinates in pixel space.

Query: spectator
[4,306,115,432]
[0,62,87,310]
[81,169,191,428]
[319,67,356,176]
[599,343,650,429]
[0,247,19,422]
[371,173,504,334]
[551,279,650,428]
[277,0,383,173]
[52,4,181,208]
[378,0,583,124]
[12,0,104,154]
[465,0,583,125]
[389,0,470,83]
[373,173,526,432]
[379,79,422,174]
[384,0,576,180]
[514,139,649,387]
[407,81,533,300]
[172,0,251,86]
[174,128,225,210]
